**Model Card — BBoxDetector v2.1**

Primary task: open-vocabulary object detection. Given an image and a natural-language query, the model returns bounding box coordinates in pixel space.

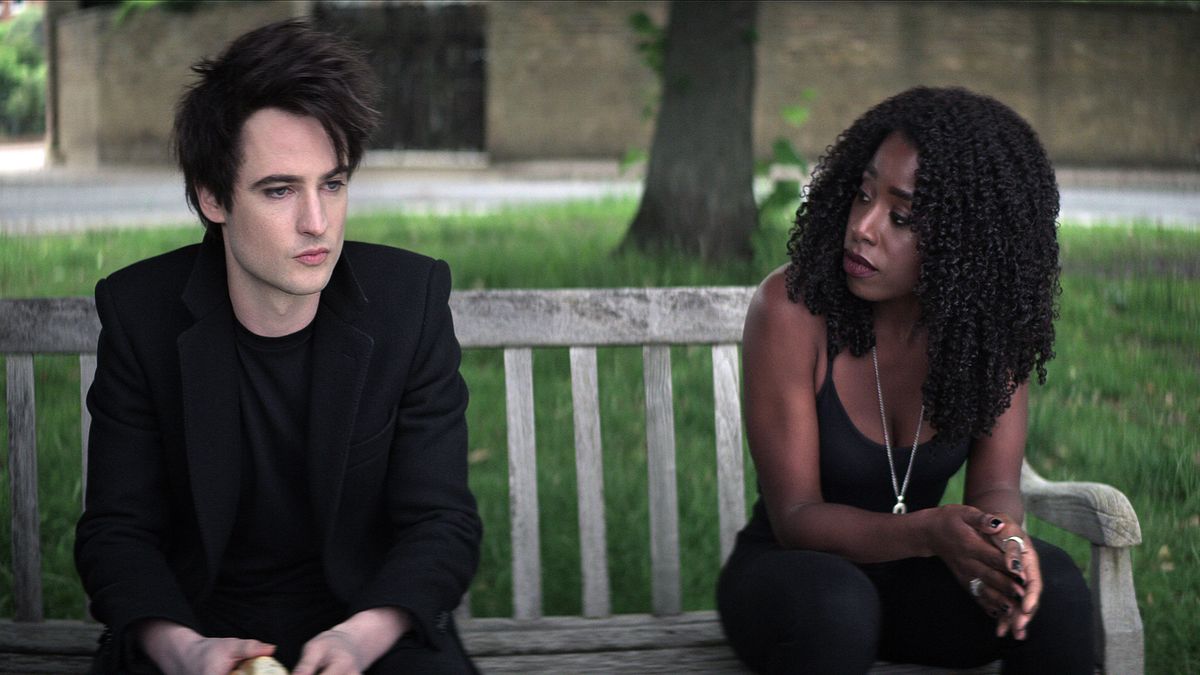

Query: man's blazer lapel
[177,239,242,582]
[307,252,374,547]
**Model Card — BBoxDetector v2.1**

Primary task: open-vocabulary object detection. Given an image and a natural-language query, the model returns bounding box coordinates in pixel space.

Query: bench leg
[1091,545,1143,675]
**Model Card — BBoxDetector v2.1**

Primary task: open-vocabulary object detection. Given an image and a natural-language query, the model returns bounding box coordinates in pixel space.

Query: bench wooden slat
[504,347,541,619]
[0,619,101,655]
[451,287,755,348]
[0,654,92,674]
[0,289,762,351]
[472,645,746,673]
[462,611,741,672]
[472,646,746,673]
[0,298,99,353]
[6,355,44,622]
[642,345,681,616]
[462,611,726,655]
[79,354,96,511]
[712,344,746,563]
[568,347,610,618]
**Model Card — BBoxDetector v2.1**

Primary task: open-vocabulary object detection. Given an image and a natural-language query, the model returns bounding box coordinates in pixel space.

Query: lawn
[1,199,1197,673]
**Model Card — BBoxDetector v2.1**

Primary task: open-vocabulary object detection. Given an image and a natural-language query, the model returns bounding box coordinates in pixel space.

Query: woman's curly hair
[785,86,1060,443]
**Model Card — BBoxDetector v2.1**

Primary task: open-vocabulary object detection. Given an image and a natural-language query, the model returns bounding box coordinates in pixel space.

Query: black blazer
[75,236,481,669]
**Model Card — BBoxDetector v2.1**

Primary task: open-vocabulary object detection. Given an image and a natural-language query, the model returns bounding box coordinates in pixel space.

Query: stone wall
[52,0,1199,168]
[485,0,665,160]
[750,1,1200,168]
[493,0,1199,167]
[56,1,301,166]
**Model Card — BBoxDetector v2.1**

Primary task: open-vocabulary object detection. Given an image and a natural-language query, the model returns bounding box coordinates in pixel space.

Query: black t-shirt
[199,320,344,663]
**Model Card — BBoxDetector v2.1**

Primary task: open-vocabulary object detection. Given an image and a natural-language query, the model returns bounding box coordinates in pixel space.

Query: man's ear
[197,185,228,225]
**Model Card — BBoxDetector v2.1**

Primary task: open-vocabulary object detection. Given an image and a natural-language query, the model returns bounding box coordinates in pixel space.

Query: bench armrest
[1020,462,1142,548]
[1020,461,1144,674]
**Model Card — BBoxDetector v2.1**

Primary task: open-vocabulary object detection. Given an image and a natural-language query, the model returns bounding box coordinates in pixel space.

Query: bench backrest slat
[7,354,44,622]
[0,289,760,351]
[569,346,610,618]
[451,288,754,347]
[503,347,542,620]
[643,345,682,616]
[0,298,99,353]
[712,344,747,562]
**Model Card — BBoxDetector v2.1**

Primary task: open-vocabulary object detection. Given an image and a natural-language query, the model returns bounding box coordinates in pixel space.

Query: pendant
[892,500,907,515]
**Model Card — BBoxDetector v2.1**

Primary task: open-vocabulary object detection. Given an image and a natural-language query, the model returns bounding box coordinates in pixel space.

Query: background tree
[621,0,758,262]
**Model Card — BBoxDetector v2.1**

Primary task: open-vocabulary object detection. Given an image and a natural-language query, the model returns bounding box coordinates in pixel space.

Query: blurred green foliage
[0,4,45,137]
[114,0,207,24]
[629,10,665,76]
[758,87,818,229]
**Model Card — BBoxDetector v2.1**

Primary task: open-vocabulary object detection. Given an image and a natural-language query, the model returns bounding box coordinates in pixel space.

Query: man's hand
[293,607,411,675]
[292,630,362,675]
[139,619,276,675]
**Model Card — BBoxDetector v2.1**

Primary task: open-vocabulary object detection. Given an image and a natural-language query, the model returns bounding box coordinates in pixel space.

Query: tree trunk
[622,0,758,261]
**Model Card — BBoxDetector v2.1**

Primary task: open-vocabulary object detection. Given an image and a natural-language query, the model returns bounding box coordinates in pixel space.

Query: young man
[74,19,482,674]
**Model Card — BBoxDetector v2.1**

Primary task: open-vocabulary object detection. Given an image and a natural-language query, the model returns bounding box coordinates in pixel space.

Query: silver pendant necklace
[871,345,923,515]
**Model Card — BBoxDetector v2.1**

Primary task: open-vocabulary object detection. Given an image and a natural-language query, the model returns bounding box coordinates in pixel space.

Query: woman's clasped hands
[924,505,1042,640]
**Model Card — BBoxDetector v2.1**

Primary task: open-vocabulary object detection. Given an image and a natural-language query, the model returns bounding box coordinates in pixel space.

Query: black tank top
[741,348,971,543]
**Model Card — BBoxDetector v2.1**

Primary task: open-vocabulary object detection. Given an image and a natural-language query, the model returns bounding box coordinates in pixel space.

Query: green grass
[1,203,1197,673]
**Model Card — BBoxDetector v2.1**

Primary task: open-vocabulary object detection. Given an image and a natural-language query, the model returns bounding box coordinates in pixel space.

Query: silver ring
[968,577,984,598]
[1003,535,1027,553]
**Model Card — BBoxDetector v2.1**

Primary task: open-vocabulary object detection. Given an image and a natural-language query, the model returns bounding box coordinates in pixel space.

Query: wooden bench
[1,289,1144,673]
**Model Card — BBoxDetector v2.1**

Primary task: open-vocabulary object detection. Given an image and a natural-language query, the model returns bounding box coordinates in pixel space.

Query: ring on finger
[968,577,984,598]
[1002,535,1027,553]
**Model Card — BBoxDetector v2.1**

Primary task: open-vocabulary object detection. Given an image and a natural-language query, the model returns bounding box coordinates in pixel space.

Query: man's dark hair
[785,86,1061,444]
[173,18,380,236]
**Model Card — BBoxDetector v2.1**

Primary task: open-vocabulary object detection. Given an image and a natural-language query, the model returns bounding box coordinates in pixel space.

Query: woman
[717,87,1093,673]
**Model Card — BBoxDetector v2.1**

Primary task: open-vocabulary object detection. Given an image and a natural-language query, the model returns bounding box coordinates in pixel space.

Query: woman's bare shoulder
[747,265,825,345]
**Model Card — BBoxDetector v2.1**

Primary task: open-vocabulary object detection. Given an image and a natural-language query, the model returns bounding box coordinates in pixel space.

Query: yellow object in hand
[231,655,289,675]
